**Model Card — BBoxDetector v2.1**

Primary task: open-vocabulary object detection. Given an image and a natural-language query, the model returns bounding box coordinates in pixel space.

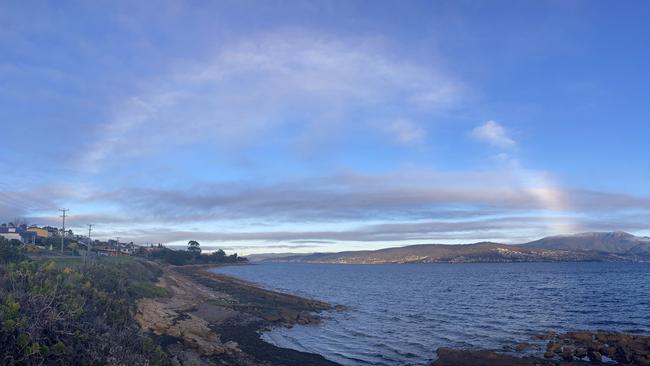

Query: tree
[0,237,24,263]
[187,240,201,256]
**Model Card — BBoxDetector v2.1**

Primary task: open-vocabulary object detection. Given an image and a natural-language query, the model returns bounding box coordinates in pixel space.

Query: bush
[0,237,25,264]
[0,258,172,365]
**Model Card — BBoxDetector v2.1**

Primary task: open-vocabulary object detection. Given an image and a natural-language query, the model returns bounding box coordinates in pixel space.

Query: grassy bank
[0,238,339,366]
[0,240,172,365]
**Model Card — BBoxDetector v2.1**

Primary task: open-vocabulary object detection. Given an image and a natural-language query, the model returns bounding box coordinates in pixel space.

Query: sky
[1,0,649,254]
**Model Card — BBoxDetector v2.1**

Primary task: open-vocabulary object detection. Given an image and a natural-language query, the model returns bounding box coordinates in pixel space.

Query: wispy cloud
[382,119,426,145]
[471,120,516,148]
[82,30,463,169]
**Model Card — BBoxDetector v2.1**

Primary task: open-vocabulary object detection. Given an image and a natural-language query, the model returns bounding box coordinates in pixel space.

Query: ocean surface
[211,262,650,366]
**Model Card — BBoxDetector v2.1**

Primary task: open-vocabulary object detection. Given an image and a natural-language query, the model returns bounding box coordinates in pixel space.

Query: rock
[547,340,562,354]
[587,350,602,363]
[224,341,240,352]
[573,347,587,359]
[135,299,227,356]
[564,331,593,343]
[514,342,530,352]
[615,345,633,364]
[535,331,557,340]
[431,348,539,366]
[636,356,650,366]
[561,346,574,361]
[602,346,616,357]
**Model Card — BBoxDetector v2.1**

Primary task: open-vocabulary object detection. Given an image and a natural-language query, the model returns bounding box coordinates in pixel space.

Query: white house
[0,232,22,242]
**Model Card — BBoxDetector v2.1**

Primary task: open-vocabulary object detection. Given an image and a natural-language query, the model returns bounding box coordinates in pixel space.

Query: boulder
[547,340,562,354]
[561,346,574,361]
[573,347,587,359]
[587,350,602,363]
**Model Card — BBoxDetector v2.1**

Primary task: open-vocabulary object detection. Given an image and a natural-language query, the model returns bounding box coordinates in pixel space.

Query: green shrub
[0,238,25,264]
[0,257,172,365]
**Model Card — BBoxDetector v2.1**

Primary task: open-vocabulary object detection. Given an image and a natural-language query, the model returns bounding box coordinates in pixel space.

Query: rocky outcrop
[548,331,650,365]
[134,274,241,359]
[135,298,238,356]
[429,348,546,366]
[430,331,650,366]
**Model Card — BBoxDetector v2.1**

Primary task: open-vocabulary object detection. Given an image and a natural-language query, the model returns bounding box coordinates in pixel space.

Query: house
[43,226,60,237]
[0,232,23,242]
[27,226,49,238]
[20,231,36,244]
[95,247,122,257]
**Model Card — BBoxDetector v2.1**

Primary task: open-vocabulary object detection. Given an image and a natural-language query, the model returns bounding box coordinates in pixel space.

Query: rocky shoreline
[136,263,650,366]
[134,263,341,366]
[430,331,650,366]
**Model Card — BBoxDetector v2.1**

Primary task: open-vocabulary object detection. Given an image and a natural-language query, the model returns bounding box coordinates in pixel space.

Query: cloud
[8,170,650,246]
[471,120,516,148]
[103,212,650,247]
[0,183,77,220]
[68,171,650,228]
[82,30,463,169]
[84,172,552,224]
[382,119,426,145]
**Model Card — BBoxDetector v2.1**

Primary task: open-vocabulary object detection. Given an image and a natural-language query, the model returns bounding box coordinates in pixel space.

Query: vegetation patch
[0,238,173,365]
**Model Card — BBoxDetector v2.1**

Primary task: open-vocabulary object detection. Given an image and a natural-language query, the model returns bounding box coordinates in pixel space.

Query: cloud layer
[83,31,462,168]
[7,169,647,252]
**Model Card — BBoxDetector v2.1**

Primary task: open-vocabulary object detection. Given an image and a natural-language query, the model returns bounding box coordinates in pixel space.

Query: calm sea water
[212,262,650,366]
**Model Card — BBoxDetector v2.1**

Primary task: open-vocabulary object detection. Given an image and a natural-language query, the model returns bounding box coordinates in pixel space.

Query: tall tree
[187,240,201,256]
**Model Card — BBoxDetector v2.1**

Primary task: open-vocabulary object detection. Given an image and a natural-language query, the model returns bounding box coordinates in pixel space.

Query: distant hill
[521,231,650,254]
[245,252,314,262]
[258,232,650,264]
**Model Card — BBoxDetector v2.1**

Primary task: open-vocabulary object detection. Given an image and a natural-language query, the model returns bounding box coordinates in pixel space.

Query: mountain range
[250,232,650,264]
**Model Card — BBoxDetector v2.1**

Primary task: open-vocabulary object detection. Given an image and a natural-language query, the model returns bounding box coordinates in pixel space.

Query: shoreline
[138,262,650,366]
[135,263,341,366]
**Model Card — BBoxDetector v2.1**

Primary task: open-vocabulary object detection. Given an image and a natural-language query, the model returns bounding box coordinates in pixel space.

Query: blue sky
[1,0,649,254]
